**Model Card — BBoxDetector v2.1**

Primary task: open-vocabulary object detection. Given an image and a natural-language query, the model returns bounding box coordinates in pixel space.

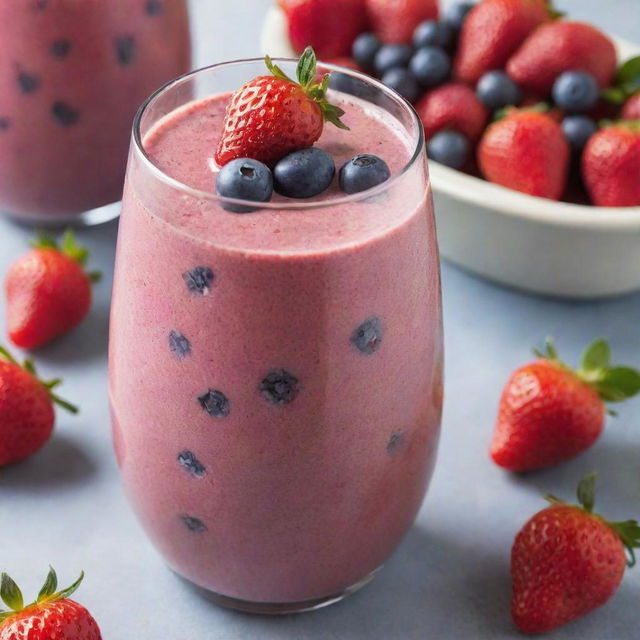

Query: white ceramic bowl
[261,7,640,298]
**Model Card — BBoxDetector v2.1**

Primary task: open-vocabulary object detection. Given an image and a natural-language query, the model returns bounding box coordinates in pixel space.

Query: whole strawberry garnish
[622,93,640,120]
[454,0,553,85]
[279,0,368,59]
[0,568,101,639]
[582,121,640,208]
[507,21,617,95]
[0,346,77,467]
[491,339,640,472]
[5,231,100,350]
[478,107,569,199]
[215,47,347,168]
[415,83,489,142]
[512,473,640,634]
[365,0,438,44]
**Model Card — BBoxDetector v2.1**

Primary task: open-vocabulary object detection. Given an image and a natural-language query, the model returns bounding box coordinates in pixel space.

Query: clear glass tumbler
[109,59,443,614]
[0,0,190,226]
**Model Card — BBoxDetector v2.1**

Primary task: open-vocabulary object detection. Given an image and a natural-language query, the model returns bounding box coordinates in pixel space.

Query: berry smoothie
[109,63,443,609]
[0,0,190,223]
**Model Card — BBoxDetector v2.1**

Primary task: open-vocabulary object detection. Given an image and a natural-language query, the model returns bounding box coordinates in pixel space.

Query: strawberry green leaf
[610,520,640,568]
[296,46,317,89]
[264,55,292,84]
[580,339,610,372]
[0,611,12,623]
[576,472,597,513]
[54,571,84,601]
[601,87,627,105]
[37,567,58,602]
[1,574,24,611]
[61,229,89,266]
[0,346,18,365]
[616,56,640,89]
[30,230,58,250]
[596,367,640,403]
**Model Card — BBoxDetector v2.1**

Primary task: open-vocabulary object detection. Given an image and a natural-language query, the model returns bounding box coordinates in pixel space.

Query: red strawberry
[5,231,100,350]
[478,107,569,199]
[507,21,617,95]
[511,473,640,634]
[0,568,102,639]
[0,346,77,467]
[622,93,640,121]
[454,0,552,84]
[582,121,640,207]
[415,83,489,142]
[279,0,368,59]
[490,339,640,472]
[366,0,438,44]
[215,47,347,168]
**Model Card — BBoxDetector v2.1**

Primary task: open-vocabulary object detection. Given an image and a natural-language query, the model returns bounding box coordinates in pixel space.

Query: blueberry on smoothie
[198,389,230,418]
[181,515,207,533]
[177,450,206,477]
[115,35,137,66]
[183,266,214,296]
[52,101,79,127]
[260,370,299,405]
[0,118,10,132]
[216,158,274,213]
[351,317,383,355]
[17,72,40,94]
[273,148,335,198]
[145,0,164,15]
[51,39,72,59]
[339,155,390,194]
[387,432,406,456]
[168,330,191,359]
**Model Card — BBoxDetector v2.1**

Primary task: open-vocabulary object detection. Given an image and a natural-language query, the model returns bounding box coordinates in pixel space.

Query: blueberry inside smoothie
[109,56,443,609]
[0,0,190,222]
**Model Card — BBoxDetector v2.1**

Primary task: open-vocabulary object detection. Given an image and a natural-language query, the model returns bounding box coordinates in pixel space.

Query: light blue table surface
[1,1,639,638]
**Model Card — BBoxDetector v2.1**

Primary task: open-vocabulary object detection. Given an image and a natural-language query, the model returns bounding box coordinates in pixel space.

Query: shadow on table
[0,433,97,493]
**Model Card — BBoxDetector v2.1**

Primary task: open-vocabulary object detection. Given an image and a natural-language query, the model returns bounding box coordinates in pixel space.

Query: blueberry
[552,71,599,113]
[181,515,207,533]
[177,450,206,477]
[381,68,421,102]
[0,118,10,132]
[168,330,191,359]
[183,266,214,296]
[52,101,79,127]
[409,47,451,88]
[145,0,164,15]
[216,158,273,213]
[260,370,299,405]
[351,317,383,355]
[413,21,453,49]
[50,39,71,58]
[198,389,230,418]
[476,70,521,110]
[17,72,40,94]
[115,35,136,65]
[561,115,597,152]
[427,130,470,169]
[274,148,335,198]
[373,44,413,76]
[339,155,391,194]
[352,32,381,71]
[387,432,406,456]
[443,2,474,31]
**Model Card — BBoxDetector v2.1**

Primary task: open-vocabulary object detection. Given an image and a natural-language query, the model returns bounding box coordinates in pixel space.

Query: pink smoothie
[109,86,443,604]
[0,0,190,221]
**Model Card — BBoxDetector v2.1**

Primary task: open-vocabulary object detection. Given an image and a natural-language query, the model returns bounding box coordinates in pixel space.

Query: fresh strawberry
[215,47,347,168]
[622,93,640,120]
[279,0,368,59]
[0,568,101,639]
[366,0,438,44]
[5,231,100,350]
[490,339,640,472]
[454,0,552,85]
[0,346,77,467]
[582,121,640,207]
[511,473,640,634]
[477,107,569,199]
[507,21,617,95]
[415,83,489,142]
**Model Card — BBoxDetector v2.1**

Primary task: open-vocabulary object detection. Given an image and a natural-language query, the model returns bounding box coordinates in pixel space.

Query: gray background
[1,1,639,638]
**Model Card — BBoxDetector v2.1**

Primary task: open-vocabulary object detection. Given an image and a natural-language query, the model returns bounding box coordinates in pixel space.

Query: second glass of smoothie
[0,0,190,225]
[109,58,443,613]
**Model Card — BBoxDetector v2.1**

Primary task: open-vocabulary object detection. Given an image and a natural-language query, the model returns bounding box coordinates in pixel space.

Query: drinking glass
[109,59,443,614]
